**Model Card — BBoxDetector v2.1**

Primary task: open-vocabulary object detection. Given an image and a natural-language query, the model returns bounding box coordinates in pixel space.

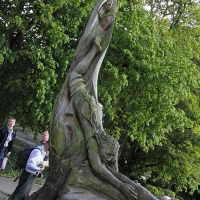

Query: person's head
[94,130,119,164]
[7,117,16,129]
[43,140,49,153]
[41,131,49,143]
[163,196,171,200]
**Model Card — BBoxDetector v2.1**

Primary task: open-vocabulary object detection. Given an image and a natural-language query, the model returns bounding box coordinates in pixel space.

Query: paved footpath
[0,175,41,198]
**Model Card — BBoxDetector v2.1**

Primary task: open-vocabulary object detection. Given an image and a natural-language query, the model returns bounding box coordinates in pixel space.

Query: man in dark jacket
[0,117,17,160]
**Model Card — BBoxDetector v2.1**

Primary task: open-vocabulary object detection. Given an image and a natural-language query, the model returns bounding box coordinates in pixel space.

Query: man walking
[9,141,49,200]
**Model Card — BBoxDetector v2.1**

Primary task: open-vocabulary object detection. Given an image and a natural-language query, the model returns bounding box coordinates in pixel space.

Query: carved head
[102,0,113,13]
[94,130,119,163]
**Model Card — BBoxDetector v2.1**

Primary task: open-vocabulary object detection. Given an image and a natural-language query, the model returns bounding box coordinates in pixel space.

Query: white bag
[1,157,8,170]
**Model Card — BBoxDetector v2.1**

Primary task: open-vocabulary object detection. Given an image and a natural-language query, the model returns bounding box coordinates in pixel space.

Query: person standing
[9,141,49,200]
[0,117,17,161]
[36,130,49,162]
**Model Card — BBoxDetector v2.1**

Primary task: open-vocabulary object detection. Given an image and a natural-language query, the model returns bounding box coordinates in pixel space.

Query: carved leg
[74,37,102,75]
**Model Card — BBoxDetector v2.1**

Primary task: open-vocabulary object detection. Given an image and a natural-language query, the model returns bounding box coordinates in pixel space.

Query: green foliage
[146,185,177,200]
[0,142,22,179]
[97,0,200,198]
[1,0,200,199]
[0,0,95,132]
[100,1,200,150]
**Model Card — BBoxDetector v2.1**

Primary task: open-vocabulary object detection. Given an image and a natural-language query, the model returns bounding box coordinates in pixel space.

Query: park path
[0,175,41,199]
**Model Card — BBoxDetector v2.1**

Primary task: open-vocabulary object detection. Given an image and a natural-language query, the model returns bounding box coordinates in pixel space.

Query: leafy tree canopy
[97,0,200,196]
[1,0,200,198]
[0,0,94,132]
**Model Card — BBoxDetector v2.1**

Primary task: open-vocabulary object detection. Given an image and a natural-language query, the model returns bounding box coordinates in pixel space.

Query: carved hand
[120,183,137,200]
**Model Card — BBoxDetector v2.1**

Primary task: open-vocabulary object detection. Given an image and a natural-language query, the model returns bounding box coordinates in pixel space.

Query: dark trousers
[0,147,6,160]
[9,170,35,200]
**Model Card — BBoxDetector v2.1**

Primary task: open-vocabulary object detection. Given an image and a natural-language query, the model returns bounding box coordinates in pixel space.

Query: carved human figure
[72,0,115,76]
[66,0,117,145]
[61,1,158,199]
[67,19,139,198]
[50,0,116,156]
[50,0,116,173]
[87,131,138,200]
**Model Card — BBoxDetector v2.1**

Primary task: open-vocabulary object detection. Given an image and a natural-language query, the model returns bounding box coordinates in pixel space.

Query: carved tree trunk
[27,0,159,199]
[28,0,117,199]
